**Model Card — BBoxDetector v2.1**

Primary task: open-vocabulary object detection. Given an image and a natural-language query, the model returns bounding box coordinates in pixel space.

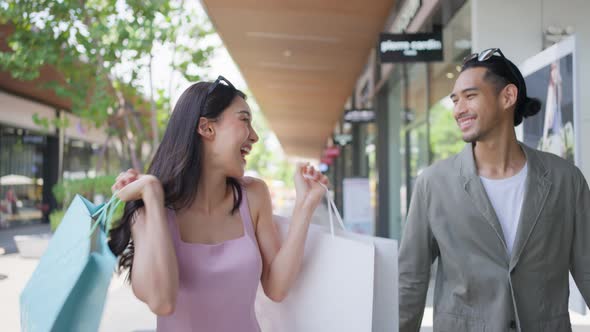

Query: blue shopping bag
[20,194,122,332]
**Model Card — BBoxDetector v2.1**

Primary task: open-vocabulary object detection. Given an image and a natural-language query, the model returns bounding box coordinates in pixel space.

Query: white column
[541,0,590,173]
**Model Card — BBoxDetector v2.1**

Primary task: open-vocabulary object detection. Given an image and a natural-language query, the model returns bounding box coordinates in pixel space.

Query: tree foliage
[429,101,464,162]
[245,98,295,188]
[0,0,215,170]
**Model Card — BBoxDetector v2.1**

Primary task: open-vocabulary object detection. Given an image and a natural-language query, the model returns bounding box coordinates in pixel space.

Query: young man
[398,49,590,332]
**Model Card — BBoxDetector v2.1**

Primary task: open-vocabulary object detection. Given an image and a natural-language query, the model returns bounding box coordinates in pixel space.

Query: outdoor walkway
[0,222,49,255]
[0,253,156,332]
[2,213,590,331]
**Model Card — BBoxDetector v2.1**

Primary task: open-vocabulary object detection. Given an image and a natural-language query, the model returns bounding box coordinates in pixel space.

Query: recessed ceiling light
[246,31,340,43]
[283,50,292,57]
[258,62,331,71]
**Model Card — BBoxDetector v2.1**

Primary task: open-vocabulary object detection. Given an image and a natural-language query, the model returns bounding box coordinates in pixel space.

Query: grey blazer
[399,143,590,332]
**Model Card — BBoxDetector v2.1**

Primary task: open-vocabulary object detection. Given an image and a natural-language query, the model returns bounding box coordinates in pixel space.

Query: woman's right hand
[112,169,163,202]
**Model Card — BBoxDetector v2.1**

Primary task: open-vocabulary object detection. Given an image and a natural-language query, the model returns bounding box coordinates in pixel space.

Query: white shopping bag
[255,191,398,332]
[329,224,399,331]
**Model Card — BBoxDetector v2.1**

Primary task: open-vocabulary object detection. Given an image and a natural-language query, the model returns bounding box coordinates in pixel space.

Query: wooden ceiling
[201,0,395,158]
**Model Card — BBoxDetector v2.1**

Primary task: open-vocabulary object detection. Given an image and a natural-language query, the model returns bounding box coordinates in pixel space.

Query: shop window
[428,0,472,163]
[0,126,46,224]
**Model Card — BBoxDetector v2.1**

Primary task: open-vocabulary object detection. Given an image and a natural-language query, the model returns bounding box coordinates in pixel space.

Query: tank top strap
[238,186,256,239]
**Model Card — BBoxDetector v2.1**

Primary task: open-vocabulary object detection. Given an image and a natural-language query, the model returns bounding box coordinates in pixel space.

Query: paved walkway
[0,223,49,255]
[0,222,156,331]
[2,211,590,331]
[0,253,156,332]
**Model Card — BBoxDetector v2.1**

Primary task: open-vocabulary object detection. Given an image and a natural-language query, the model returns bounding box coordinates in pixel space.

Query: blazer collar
[457,142,551,268]
[457,142,549,180]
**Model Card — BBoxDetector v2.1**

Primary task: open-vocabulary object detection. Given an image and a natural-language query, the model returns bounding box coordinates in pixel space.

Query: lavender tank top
[157,187,262,332]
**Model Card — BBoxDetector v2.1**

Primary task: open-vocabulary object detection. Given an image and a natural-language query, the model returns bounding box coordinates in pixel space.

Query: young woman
[109,76,329,331]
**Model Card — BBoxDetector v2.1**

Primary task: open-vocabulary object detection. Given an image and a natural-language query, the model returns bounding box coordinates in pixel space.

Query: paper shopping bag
[20,195,121,332]
[256,218,375,332]
[329,223,398,331]
[256,193,399,332]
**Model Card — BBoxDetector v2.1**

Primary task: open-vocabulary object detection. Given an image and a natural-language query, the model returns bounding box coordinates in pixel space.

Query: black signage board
[379,32,443,63]
[344,109,375,123]
[333,134,353,146]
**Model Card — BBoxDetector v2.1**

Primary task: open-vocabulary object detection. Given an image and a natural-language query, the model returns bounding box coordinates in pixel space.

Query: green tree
[246,98,295,188]
[429,102,464,162]
[0,0,215,170]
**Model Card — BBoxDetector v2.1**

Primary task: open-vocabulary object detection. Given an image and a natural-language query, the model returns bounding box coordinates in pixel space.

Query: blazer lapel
[458,144,508,251]
[509,144,552,270]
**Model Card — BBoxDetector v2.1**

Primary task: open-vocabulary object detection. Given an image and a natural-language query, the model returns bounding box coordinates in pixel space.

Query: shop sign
[324,146,340,158]
[343,177,374,235]
[379,32,443,62]
[333,134,353,146]
[344,109,375,123]
[320,157,333,166]
[23,135,45,145]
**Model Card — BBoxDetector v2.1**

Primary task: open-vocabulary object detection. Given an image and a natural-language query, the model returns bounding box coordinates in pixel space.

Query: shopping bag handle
[303,175,346,237]
[89,192,123,237]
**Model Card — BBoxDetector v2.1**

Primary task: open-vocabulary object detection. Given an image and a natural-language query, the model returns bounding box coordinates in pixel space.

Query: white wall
[471,0,590,176]
[0,91,56,132]
[471,0,543,65]
[63,112,108,145]
[541,0,590,175]
[0,90,108,144]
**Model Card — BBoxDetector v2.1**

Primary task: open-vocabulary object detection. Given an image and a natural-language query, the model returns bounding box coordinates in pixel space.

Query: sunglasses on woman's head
[207,75,235,95]
[199,75,236,115]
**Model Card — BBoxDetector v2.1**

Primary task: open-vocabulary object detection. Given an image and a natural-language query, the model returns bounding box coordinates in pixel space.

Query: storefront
[359,0,590,240]
[322,0,472,236]
[325,110,377,234]
[395,0,472,228]
[0,90,116,225]
[0,90,58,224]
[0,126,48,222]
[200,0,590,240]
[332,0,473,238]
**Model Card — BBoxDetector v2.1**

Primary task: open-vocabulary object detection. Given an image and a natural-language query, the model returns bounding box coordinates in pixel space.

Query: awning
[201,0,396,158]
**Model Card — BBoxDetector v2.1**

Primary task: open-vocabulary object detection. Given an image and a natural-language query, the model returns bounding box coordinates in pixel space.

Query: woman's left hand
[294,163,330,210]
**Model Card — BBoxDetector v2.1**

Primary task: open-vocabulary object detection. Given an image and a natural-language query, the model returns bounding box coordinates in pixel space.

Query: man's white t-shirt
[479,163,528,255]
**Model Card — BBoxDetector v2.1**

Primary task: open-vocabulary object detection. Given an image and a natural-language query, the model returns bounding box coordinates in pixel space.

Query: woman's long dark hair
[108,81,247,280]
